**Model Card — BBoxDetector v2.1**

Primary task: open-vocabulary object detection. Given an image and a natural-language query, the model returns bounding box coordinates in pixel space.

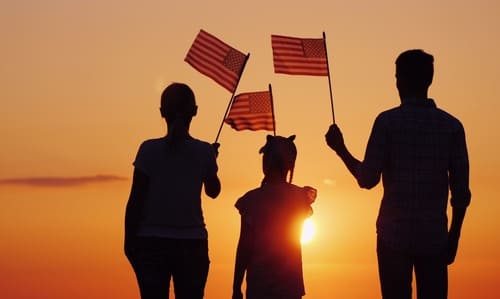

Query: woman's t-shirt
[133,137,218,239]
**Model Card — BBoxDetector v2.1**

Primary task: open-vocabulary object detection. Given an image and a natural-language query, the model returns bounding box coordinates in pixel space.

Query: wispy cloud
[0,175,128,187]
[323,178,336,186]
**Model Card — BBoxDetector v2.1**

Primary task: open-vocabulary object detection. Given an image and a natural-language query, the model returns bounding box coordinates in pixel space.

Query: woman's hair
[160,83,197,146]
[160,82,197,125]
[259,135,297,184]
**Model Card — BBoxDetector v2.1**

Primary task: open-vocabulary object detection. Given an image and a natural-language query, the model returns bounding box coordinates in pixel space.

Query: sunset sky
[1,0,499,298]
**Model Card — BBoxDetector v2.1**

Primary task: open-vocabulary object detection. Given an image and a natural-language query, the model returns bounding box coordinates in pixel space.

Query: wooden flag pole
[323,32,336,124]
[268,83,276,136]
[214,53,251,143]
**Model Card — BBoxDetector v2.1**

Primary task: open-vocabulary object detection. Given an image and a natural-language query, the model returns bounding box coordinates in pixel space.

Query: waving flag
[185,29,247,92]
[225,91,274,131]
[271,34,328,76]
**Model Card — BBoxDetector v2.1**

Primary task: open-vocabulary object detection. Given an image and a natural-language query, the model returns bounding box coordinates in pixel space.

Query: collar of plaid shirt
[401,97,436,108]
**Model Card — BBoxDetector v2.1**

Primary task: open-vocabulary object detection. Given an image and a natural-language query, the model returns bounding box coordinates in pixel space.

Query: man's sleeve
[356,115,387,189]
[449,122,471,208]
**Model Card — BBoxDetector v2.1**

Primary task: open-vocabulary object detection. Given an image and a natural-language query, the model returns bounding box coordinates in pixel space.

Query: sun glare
[301,218,316,244]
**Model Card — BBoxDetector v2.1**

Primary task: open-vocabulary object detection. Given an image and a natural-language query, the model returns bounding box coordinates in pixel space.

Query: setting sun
[301,218,316,244]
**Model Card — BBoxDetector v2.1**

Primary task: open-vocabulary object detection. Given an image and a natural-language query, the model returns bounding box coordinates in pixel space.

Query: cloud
[323,178,336,186]
[0,174,128,187]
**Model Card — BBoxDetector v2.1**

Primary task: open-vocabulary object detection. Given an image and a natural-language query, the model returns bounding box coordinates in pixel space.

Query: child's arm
[233,217,252,299]
[302,186,317,204]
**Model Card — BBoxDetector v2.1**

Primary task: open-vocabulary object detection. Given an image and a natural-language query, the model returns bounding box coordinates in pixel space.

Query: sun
[301,218,316,244]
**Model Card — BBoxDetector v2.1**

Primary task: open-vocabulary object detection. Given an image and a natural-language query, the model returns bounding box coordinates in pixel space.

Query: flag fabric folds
[185,30,247,93]
[271,34,328,76]
[225,91,274,131]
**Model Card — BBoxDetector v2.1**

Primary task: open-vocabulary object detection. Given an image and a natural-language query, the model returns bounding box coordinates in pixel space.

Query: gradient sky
[1,0,499,298]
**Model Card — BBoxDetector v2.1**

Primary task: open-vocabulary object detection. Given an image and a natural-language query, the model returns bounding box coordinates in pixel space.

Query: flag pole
[268,83,277,136]
[323,31,336,124]
[214,53,251,143]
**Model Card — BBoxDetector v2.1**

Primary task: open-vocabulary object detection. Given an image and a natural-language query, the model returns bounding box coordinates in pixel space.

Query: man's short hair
[396,49,434,89]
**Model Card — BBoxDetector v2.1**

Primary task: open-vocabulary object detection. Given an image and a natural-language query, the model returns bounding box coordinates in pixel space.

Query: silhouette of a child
[232,135,316,299]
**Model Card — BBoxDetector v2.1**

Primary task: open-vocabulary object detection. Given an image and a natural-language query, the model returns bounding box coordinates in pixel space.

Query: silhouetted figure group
[124,49,471,299]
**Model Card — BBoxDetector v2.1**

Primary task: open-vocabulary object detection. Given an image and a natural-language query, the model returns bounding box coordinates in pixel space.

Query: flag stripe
[272,55,327,63]
[186,42,238,91]
[225,91,274,132]
[186,52,236,92]
[226,112,273,119]
[225,118,274,131]
[273,61,327,70]
[226,124,274,131]
[185,30,246,92]
[271,34,328,76]
[226,116,274,122]
[195,30,231,54]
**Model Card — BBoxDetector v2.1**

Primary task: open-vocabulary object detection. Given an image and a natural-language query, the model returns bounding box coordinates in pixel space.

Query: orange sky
[1,0,499,298]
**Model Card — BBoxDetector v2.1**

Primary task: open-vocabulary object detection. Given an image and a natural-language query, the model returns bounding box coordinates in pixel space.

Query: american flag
[224,91,274,131]
[271,34,328,76]
[185,30,247,93]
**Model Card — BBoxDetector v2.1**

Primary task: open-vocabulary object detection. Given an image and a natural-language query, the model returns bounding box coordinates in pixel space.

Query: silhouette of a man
[325,49,471,299]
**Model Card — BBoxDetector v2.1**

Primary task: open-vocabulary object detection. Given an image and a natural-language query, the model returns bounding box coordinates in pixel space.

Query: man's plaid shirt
[356,98,471,254]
